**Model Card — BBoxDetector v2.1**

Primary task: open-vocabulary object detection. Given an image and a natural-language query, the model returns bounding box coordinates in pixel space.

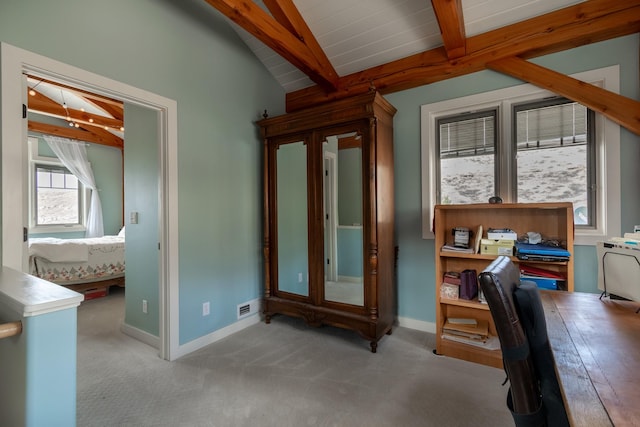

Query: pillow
[118,226,125,237]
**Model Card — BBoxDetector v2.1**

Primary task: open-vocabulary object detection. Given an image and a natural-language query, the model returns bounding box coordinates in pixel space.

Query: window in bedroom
[28,137,87,233]
[34,164,83,226]
[420,65,621,245]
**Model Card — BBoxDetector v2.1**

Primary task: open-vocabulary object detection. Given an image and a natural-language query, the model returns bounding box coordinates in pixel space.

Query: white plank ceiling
[232,0,585,92]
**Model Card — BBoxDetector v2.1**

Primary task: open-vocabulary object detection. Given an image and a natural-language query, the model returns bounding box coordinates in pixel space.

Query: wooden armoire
[258,91,397,352]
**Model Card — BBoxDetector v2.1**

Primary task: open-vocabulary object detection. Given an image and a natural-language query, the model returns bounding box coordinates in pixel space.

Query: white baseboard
[172,313,262,360]
[121,312,433,359]
[121,323,160,349]
[398,316,436,334]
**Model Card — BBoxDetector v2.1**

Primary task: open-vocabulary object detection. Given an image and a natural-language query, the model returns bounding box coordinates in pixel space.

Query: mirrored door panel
[276,141,309,296]
[323,132,364,306]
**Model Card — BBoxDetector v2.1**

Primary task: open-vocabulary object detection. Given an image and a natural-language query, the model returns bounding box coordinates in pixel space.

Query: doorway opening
[1,42,179,360]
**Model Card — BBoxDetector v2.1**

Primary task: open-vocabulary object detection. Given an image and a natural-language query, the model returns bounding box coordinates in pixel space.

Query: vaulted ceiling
[206,0,640,135]
[24,0,640,141]
[27,77,124,149]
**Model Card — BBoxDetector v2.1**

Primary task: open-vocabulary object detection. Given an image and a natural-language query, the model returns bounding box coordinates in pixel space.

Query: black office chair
[478,256,569,427]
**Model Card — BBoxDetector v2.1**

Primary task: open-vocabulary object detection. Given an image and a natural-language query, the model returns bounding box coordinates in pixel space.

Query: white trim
[172,313,262,360]
[120,323,160,349]
[420,65,621,245]
[1,42,180,360]
[0,266,84,317]
[324,151,338,282]
[397,316,436,334]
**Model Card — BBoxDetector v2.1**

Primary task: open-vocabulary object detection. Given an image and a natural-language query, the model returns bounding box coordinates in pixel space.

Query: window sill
[29,225,86,235]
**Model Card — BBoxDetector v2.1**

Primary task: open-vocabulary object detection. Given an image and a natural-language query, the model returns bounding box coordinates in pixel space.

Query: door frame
[323,151,338,282]
[1,42,180,360]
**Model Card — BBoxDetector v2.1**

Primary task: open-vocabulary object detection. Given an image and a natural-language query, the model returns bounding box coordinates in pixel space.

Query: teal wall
[1,2,637,338]
[386,34,640,323]
[337,147,362,225]
[123,103,159,336]
[0,301,78,427]
[0,0,284,345]
[28,136,123,239]
[337,227,363,278]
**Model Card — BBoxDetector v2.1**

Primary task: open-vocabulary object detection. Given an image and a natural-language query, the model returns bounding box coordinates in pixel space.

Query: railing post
[0,321,22,339]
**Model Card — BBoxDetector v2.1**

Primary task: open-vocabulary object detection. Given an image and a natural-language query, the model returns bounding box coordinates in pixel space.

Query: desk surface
[541,291,640,427]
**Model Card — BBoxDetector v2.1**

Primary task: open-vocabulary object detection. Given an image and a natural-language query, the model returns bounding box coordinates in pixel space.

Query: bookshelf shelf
[434,202,574,368]
[440,297,490,310]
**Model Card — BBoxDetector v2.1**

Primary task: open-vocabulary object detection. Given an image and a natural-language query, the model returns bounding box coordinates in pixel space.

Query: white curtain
[43,135,104,237]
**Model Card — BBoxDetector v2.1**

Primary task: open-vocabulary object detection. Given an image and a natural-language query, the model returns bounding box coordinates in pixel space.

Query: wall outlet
[202,301,210,316]
[142,299,148,314]
[298,273,303,283]
[634,225,640,233]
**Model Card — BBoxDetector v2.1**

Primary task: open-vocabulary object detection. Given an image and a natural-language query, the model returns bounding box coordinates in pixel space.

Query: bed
[28,234,125,296]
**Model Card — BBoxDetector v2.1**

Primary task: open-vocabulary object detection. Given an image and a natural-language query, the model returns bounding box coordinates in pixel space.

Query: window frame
[511,97,597,227]
[420,65,621,245]
[28,137,88,234]
[436,108,499,205]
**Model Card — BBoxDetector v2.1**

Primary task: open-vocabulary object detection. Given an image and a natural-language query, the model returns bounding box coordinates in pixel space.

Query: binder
[515,242,570,261]
[519,264,566,280]
[520,275,564,290]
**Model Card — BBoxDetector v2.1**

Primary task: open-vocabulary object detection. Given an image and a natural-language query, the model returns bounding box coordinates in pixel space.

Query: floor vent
[237,298,259,320]
[239,304,251,317]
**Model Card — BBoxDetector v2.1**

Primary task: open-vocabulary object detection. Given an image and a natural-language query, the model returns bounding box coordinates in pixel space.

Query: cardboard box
[84,288,108,300]
[480,239,515,256]
[487,229,518,240]
[440,282,459,300]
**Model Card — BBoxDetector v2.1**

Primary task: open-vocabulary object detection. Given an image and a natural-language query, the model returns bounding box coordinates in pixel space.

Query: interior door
[1,72,30,271]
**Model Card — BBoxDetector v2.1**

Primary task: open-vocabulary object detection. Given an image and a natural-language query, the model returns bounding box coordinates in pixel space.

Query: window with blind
[513,98,595,225]
[421,65,621,244]
[434,98,595,226]
[437,110,497,205]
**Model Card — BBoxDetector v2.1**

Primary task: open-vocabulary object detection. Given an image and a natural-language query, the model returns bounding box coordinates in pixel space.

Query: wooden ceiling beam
[431,0,466,59]
[263,0,338,83]
[286,0,640,112]
[28,121,124,149]
[89,98,124,122]
[487,56,640,136]
[28,90,124,130]
[29,76,122,108]
[203,0,338,91]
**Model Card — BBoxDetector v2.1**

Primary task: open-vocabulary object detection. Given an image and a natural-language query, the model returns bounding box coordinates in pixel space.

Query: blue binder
[515,243,570,261]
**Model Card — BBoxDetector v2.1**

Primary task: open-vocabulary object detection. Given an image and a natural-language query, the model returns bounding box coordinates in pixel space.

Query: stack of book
[442,317,489,345]
[440,272,461,300]
[441,317,501,350]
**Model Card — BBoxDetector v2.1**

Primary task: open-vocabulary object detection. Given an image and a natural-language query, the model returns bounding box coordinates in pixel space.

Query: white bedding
[28,235,125,285]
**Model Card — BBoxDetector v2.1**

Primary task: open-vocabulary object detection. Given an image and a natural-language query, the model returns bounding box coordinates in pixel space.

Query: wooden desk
[541,290,640,427]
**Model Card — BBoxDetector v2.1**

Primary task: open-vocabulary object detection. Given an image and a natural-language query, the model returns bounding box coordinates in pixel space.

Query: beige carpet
[77,287,513,426]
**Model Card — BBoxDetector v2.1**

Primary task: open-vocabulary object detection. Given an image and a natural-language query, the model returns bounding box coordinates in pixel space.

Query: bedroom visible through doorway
[1,42,179,360]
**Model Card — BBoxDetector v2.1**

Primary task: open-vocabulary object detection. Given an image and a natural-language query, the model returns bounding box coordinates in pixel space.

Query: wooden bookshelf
[434,202,574,368]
